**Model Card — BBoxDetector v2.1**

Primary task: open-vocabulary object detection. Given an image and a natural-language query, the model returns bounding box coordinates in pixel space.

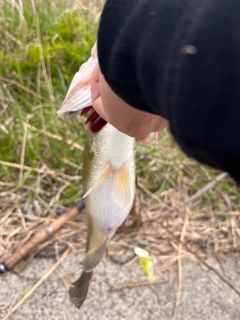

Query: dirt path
[1,252,240,320]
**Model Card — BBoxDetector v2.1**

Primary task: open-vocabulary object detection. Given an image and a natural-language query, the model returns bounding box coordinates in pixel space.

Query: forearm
[97,0,189,118]
[97,0,240,182]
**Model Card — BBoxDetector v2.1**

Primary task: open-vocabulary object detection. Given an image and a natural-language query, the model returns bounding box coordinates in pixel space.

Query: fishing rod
[0,199,85,274]
[0,147,155,275]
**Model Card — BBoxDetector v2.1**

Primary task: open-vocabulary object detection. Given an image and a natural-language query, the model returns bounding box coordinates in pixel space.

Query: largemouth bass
[58,43,135,308]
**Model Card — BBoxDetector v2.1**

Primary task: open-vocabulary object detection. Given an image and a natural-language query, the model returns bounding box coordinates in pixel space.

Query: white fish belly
[83,124,135,235]
[84,174,134,234]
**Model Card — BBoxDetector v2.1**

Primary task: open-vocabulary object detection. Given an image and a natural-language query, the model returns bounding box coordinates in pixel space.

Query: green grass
[0,0,100,206]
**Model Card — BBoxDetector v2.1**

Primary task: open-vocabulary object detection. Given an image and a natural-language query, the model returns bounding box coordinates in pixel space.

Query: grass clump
[0,0,100,206]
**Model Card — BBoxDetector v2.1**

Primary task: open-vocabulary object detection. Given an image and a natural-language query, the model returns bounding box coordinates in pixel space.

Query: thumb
[91,64,107,121]
[91,64,100,103]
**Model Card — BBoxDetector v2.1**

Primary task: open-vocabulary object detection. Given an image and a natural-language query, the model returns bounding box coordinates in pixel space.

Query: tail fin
[69,270,93,308]
[57,43,98,119]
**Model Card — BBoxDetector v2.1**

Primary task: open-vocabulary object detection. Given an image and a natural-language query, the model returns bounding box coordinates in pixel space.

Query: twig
[172,214,189,320]
[0,205,82,273]
[19,122,28,185]
[2,248,70,320]
[36,16,54,101]
[163,222,240,298]
[145,172,228,222]
[137,182,162,204]
[0,160,81,181]
[109,280,167,292]
[21,121,84,151]
[0,76,50,102]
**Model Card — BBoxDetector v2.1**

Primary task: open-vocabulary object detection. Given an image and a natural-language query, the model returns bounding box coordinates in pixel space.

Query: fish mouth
[81,106,107,133]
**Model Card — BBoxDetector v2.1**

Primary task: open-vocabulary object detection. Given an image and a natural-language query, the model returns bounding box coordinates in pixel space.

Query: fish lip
[81,106,107,133]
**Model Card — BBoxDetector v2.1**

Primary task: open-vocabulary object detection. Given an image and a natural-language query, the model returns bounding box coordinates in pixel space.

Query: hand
[91,64,169,139]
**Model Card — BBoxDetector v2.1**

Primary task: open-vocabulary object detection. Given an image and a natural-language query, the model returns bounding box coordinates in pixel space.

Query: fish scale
[83,122,135,235]
[58,43,136,308]
[84,153,135,233]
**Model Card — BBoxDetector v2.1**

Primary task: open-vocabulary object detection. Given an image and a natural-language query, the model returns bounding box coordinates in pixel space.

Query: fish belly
[85,174,134,234]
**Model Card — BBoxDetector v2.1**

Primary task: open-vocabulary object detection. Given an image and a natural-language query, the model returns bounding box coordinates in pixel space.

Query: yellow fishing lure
[134,247,154,282]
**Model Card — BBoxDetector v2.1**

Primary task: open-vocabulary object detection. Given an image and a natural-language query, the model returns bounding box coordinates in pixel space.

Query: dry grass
[1,132,240,269]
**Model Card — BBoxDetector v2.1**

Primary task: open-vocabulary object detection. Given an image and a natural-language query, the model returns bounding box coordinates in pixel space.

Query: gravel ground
[1,252,240,320]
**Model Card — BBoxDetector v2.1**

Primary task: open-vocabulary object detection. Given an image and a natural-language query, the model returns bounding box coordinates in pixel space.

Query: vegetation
[0,0,100,206]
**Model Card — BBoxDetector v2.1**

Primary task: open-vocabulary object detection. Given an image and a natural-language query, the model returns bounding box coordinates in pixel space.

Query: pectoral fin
[112,166,132,208]
[99,165,133,208]
[98,164,112,184]
[82,165,113,199]
[83,165,133,208]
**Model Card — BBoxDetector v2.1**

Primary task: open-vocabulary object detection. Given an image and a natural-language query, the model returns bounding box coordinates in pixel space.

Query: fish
[58,43,135,308]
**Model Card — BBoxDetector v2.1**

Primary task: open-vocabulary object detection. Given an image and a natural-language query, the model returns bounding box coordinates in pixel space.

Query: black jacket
[97,0,240,182]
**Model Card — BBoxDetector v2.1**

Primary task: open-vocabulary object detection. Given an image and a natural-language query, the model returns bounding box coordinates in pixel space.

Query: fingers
[91,64,100,102]
[90,64,169,138]
[91,64,107,121]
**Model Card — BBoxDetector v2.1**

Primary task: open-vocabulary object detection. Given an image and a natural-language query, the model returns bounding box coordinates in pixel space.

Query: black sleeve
[97,0,240,183]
